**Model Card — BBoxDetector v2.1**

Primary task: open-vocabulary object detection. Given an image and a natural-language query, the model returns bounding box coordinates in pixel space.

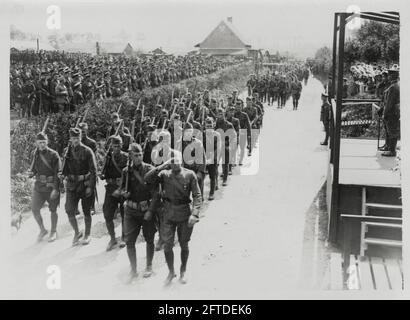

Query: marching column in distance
[145,150,202,285]
[100,135,128,251]
[120,143,158,281]
[62,128,97,246]
[28,132,61,242]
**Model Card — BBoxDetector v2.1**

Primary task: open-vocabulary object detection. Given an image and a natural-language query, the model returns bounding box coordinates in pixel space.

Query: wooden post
[36,38,39,53]
[330,13,339,164]
[329,13,346,244]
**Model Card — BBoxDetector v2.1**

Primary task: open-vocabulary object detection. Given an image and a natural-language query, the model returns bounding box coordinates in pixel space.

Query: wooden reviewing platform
[339,139,401,188]
[330,253,403,290]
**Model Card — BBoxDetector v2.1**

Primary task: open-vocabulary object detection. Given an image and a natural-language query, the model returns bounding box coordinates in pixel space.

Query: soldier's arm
[53,151,62,190]
[190,173,202,217]
[144,165,164,185]
[87,148,97,189]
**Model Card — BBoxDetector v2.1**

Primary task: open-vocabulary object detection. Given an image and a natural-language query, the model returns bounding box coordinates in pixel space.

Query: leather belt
[126,200,150,210]
[106,178,121,185]
[68,173,90,181]
[163,198,191,205]
[36,175,54,183]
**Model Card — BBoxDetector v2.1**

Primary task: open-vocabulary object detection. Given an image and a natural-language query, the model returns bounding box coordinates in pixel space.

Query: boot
[106,238,118,251]
[37,228,48,242]
[179,249,189,284]
[143,266,153,278]
[155,238,164,251]
[119,234,126,248]
[164,250,176,286]
[82,216,92,245]
[48,231,57,243]
[72,231,83,246]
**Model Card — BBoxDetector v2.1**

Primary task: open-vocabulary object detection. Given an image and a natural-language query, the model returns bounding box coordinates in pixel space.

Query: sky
[3,0,406,58]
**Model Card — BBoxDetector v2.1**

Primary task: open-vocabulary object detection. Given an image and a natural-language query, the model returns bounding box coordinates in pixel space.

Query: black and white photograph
[0,0,408,302]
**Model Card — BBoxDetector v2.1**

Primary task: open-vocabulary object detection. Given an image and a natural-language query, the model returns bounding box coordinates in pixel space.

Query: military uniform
[235,108,251,165]
[382,77,400,156]
[204,124,221,199]
[291,80,302,110]
[145,164,202,283]
[121,159,157,277]
[215,118,236,184]
[101,146,128,249]
[30,142,61,241]
[320,94,331,145]
[62,129,97,245]
[243,104,259,154]
[182,134,206,198]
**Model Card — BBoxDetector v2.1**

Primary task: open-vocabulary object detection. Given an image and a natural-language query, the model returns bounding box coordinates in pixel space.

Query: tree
[344,20,399,64]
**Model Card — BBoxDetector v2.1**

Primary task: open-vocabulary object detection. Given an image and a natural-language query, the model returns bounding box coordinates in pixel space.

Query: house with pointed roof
[194,17,251,56]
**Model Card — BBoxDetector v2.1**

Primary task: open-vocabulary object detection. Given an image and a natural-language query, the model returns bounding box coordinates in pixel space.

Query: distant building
[150,47,167,55]
[98,42,134,56]
[195,17,251,56]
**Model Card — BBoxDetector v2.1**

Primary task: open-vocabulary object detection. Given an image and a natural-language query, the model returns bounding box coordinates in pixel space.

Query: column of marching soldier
[27,86,265,285]
[246,64,308,111]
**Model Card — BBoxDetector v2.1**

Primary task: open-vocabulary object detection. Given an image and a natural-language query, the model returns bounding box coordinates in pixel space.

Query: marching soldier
[203,117,222,200]
[215,108,236,186]
[79,122,98,215]
[120,143,158,281]
[144,150,202,285]
[290,77,302,110]
[101,135,128,251]
[226,106,240,174]
[28,132,61,242]
[62,128,97,246]
[234,99,252,166]
[244,97,259,155]
[182,122,206,199]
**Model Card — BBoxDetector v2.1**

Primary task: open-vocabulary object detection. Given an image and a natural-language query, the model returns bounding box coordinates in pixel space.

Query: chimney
[96,41,100,55]
[227,17,232,23]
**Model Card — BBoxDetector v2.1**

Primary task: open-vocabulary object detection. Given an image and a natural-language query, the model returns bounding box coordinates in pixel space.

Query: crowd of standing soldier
[27,82,265,286]
[10,50,239,118]
[246,63,309,110]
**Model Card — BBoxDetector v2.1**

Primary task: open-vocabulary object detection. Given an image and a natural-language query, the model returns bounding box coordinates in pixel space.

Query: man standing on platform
[320,93,331,146]
[381,67,400,157]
